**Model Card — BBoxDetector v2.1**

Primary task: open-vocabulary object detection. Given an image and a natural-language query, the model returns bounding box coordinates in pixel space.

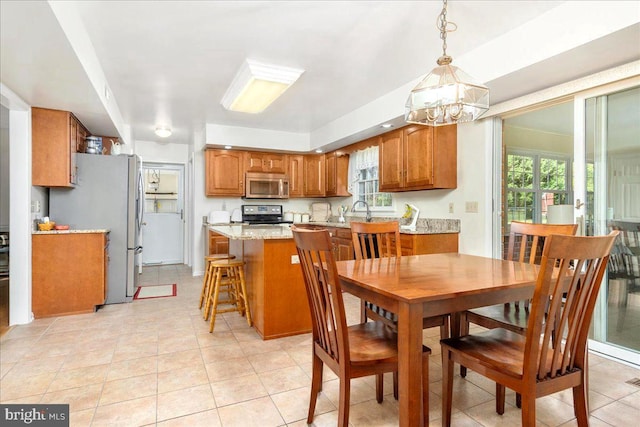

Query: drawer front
[335,228,351,239]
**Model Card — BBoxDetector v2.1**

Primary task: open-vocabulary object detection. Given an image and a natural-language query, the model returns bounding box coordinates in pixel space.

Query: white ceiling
[1,1,639,148]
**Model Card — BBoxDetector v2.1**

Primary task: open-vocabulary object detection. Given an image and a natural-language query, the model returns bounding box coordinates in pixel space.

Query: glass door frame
[574,77,640,366]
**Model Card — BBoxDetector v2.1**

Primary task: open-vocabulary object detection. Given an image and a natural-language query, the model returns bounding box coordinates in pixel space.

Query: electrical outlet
[465,201,479,213]
[291,255,300,264]
[448,202,454,214]
[31,200,41,213]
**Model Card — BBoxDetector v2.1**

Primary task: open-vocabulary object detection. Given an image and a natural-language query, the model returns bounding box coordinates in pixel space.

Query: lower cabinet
[326,226,458,259]
[32,232,108,318]
[208,230,229,255]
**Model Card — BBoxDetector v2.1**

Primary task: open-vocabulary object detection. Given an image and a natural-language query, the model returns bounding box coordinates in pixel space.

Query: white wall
[0,106,9,229]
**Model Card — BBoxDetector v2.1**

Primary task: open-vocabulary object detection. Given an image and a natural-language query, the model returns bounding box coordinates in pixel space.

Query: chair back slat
[351,221,402,260]
[292,226,349,365]
[525,232,618,382]
[506,222,578,310]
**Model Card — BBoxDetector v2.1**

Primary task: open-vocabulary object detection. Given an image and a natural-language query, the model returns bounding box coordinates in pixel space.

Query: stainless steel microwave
[244,172,289,199]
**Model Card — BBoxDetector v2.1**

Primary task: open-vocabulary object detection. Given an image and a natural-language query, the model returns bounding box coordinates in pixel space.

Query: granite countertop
[209,217,460,240]
[33,229,110,235]
[209,224,293,240]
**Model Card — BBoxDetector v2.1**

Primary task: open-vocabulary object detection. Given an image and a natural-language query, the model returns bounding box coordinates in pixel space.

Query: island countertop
[208,218,459,240]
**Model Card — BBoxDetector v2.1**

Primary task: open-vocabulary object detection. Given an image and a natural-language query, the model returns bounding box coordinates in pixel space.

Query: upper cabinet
[325,152,350,197]
[379,125,457,191]
[288,155,305,198]
[303,154,326,197]
[32,107,88,187]
[245,152,288,174]
[205,149,246,196]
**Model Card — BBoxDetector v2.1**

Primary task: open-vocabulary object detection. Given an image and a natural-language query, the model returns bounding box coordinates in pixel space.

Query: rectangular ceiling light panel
[221,59,304,114]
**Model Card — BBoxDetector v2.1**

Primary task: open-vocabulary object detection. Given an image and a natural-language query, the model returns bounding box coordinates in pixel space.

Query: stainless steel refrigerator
[50,154,144,304]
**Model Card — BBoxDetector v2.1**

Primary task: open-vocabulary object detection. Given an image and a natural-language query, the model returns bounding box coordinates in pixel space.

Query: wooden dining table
[335,253,541,427]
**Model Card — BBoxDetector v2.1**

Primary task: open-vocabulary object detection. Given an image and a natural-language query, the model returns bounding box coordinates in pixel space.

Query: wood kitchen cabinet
[245,152,288,174]
[32,107,89,187]
[208,230,229,255]
[379,124,457,191]
[32,232,108,317]
[325,152,350,197]
[205,149,246,196]
[303,154,326,197]
[392,232,459,256]
[327,227,354,261]
[288,154,305,198]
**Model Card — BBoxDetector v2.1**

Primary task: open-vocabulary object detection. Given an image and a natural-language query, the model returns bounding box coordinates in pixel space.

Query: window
[349,146,393,210]
[506,150,571,224]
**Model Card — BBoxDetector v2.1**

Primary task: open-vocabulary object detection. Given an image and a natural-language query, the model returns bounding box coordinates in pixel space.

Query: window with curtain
[348,146,393,210]
[506,150,571,224]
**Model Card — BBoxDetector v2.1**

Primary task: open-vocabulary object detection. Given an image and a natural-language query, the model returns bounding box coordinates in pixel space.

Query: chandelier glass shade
[405,0,489,126]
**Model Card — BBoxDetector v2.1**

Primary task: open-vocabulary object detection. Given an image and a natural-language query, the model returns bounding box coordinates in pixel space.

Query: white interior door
[142,163,184,265]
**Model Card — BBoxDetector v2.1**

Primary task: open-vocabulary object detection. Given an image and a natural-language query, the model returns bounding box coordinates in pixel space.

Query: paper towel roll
[547,204,574,224]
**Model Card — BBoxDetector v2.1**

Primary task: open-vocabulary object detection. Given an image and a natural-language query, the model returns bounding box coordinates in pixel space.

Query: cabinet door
[32,107,74,187]
[246,152,265,172]
[303,154,326,197]
[404,125,434,188]
[325,153,337,196]
[263,154,287,173]
[205,149,245,196]
[288,155,305,197]
[378,129,404,191]
[209,231,229,255]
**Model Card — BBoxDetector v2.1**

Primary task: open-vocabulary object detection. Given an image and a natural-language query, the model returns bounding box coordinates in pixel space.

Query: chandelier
[405,0,489,126]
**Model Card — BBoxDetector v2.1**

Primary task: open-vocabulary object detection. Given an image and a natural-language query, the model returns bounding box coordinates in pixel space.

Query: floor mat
[133,284,177,300]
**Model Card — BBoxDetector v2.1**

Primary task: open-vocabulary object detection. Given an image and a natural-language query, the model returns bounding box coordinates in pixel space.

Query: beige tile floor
[1,264,639,426]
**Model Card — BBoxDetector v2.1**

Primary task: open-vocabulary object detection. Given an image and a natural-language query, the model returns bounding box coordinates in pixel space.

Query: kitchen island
[208,220,460,339]
[209,224,311,340]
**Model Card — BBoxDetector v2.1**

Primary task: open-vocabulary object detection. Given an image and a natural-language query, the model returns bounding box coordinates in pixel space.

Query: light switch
[465,201,478,213]
[291,255,300,264]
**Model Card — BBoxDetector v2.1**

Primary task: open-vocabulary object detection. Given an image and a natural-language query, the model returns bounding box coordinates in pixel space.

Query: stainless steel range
[242,205,291,225]
[0,231,8,278]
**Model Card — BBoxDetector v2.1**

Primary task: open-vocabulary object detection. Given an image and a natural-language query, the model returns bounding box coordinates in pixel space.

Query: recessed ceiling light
[155,126,172,138]
[224,145,232,149]
[221,59,304,114]
[315,149,323,153]
[381,123,393,128]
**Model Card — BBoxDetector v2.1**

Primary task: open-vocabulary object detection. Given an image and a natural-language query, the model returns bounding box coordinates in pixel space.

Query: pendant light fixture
[405,0,489,126]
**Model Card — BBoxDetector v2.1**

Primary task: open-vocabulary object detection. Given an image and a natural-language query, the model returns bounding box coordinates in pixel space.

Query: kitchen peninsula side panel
[236,238,312,339]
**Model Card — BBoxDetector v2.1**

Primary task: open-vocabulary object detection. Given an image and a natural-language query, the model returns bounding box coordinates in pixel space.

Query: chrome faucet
[351,200,372,222]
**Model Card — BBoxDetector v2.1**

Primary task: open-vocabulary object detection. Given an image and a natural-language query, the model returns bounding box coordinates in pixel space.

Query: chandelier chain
[436,0,457,63]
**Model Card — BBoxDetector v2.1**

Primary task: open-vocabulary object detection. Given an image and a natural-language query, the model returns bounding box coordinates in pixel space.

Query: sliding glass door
[576,82,640,365]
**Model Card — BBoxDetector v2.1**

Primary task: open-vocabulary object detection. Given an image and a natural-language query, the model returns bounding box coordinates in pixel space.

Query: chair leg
[422,353,430,426]
[237,265,252,326]
[338,377,351,427]
[521,394,536,427]
[457,312,469,378]
[360,299,367,323]
[496,383,505,415]
[199,260,211,309]
[572,374,589,427]
[440,315,450,339]
[307,354,323,424]
[516,392,522,408]
[442,348,454,427]
[393,371,398,400]
[375,373,384,403]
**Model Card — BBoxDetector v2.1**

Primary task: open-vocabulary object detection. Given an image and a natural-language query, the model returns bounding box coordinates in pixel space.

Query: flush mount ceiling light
[155,126,172,138]
[405,0,489,126]
[221,59,304,114]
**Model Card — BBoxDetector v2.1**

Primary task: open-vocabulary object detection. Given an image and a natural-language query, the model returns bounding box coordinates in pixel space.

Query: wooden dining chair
[459,221,578,379]
[292,226,431,427]
[350,221,450,341]
[441,232,618,427]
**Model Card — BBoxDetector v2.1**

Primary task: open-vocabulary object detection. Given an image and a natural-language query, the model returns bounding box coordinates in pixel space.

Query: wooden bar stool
[199,254,235,309]
[205,258,252,333]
